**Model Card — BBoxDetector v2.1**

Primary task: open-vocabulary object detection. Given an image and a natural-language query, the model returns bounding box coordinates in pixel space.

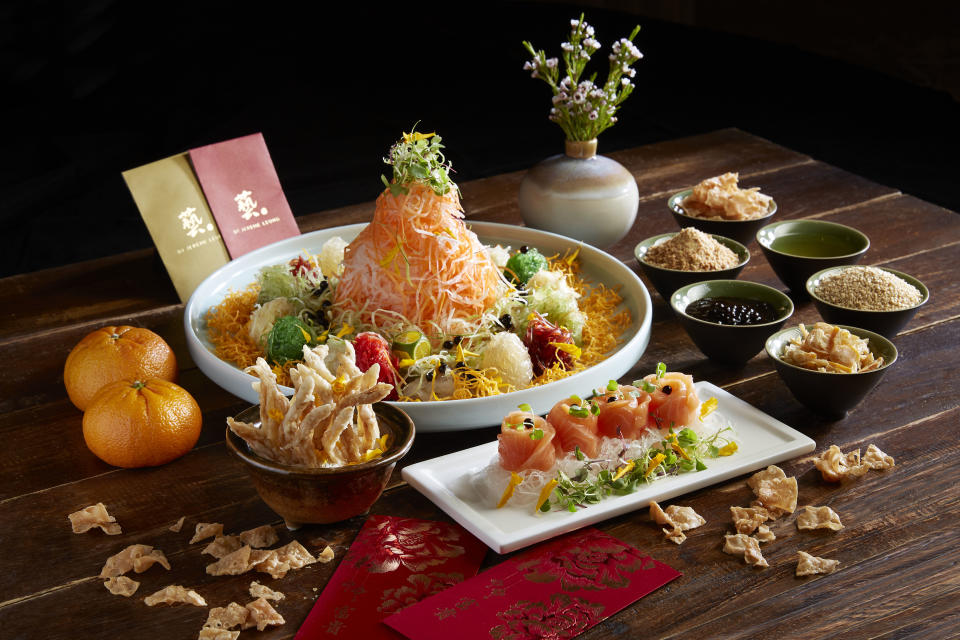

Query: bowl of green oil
[757,220,869,294]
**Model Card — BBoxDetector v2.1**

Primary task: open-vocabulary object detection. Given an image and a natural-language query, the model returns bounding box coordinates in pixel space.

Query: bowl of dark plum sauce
[671,280,794,364]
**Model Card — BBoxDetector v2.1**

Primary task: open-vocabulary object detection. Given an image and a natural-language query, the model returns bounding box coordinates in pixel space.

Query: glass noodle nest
[204,250,632,401]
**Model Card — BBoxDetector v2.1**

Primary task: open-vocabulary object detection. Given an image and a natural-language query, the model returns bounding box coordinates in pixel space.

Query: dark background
[3,1,958,278]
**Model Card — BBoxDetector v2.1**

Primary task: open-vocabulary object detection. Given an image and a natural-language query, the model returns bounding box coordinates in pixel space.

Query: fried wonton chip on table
[649,501,705,544]
[730,505,773,534]
[169,516,185,533]
[249,581,285,601]
[796,550,840,576]
[204,602,249,631]
[203,525,279,559]
[227,344,392,468]
[207,540,319,579]
[198,630,239,640]
[68,503,121,535]
[797,506,844,531]
[317,545,335,563]
[144,585,207,607]
[863,444,895,470]
[206,546,254,576]
[814,445,868,482]
[755,524,776,543]
[747,465,798,515]
[99,544,170,578]
[243,597,285,631]
[723,533,768,568]
[104,576,139,597]
[190,522,224,544]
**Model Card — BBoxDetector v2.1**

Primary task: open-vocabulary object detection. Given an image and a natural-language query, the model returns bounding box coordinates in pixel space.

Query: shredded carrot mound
[333,183,506,338]
[205,285,263,370]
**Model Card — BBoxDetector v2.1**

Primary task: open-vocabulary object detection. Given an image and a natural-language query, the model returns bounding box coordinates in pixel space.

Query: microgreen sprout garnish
[568,395,583,405]
[568,405,590,418]
[530,429,545,441]
[518,403,532,412]
[575,445,585,461]
[544,418,736,513]
[606,379,618,392]
[522,15,643,141]
[590,401,600,415]
[639,379,657,394]
[656,362,666,378]
[381,127,457,197]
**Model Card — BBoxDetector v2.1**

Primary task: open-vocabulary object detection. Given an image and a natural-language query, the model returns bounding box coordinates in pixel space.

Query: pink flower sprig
[522,15,642,141]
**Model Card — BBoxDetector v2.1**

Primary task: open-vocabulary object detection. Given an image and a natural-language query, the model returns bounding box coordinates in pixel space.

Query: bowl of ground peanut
[806,266,929,338]
[634,228,750,302]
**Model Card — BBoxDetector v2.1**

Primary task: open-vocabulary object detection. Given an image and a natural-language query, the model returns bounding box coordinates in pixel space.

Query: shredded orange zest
[535,479,559,513]
[613,460,635,480]
[700,397,719,420]
[645,453,666,477]
[718,442,738,456]
[497,472,523,508]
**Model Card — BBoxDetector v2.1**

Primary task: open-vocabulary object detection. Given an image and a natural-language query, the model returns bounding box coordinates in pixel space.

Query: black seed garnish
[662,385,673,395]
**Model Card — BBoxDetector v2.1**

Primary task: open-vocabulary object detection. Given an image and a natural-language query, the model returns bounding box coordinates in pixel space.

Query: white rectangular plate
[401,381,816,554]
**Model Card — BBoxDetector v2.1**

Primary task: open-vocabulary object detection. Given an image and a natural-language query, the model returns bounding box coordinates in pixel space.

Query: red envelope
[296,516,487,639]
[384,528,681,640]
[189,133,300,258]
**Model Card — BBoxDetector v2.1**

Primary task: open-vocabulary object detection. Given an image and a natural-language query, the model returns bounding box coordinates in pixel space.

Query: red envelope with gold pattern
[384,528,681,639]
[189,133,300,258]
[295,516,487,639]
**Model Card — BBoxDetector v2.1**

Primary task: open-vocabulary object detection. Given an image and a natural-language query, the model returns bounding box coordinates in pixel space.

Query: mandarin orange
[64,325,178,410]
[82,378,201,468]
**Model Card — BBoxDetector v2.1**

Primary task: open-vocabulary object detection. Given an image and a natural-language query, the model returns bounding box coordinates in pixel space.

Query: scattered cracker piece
[723,534,768,568]
[863,444,895,470]
[205,602,249,630]
[144,585,206,607]
[203,536,244,559]
[68,503,122,535]
[190,522,225,544]
[100,544,170,578]
[243,597,285,631]
[796,550,840,576]
[797,506,844,531]
[239,525,279,549]
[104,576,140,597]
[747,465,798,514]
[169,517,185,533]
[649,501,705,545]
[274,540,317,570]
[198,630,239,640]
[317,545,335,563]
[750,499,788,519]
[207,546,253,576]
[814,445,868,482]
[730,506,772,534]
[250,581,285,601]
[755,524,776,543]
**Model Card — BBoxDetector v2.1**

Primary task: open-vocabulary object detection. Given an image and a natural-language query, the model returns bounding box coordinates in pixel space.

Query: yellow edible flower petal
[336,324,354,339]
[548,342,582,359]
[535,479,559,513]
[613,460,635,481]
[298,326,311,342]
[268,408,284,423]
[379,245,399,268]
[332,375,347,394]
[700,397,719,420]
[497,472,523,508]
[397,358,415,368]
[403,131,435,142]
[645,453,666,477]
[718,442,738,456]
[564,246,581,265]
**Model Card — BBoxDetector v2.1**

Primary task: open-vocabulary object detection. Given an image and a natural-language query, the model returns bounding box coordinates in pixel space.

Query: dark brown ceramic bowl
[225,403,415,528]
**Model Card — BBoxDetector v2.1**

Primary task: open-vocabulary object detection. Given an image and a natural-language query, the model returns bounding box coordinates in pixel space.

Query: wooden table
[2,129,958,639]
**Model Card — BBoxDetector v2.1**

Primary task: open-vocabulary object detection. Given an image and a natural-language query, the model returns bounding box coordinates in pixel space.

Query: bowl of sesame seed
[806,266,929,338]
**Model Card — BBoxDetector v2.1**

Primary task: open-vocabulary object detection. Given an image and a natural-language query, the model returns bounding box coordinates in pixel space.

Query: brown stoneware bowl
[225,403,415,528]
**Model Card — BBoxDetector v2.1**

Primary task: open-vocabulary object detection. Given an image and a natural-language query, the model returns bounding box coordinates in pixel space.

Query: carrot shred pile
[333,182,505,337]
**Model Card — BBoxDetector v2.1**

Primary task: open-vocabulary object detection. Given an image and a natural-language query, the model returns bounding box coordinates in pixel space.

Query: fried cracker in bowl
[225,344,415,528]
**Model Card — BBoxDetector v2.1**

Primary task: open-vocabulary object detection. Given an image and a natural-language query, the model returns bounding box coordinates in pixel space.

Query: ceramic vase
[518,139,639,248]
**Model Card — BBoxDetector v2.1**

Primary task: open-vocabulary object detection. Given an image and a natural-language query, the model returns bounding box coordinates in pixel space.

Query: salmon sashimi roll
[497,411,558,472]
[643,372,700,429]
[594,384,652,440]
[547,400,601,458]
